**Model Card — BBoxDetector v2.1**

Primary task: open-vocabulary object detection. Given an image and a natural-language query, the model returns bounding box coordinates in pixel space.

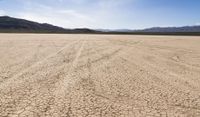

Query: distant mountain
[137,26,200,32]
[98,26,200,33]
[97,26,200,35]
[0,16,200,35]
[96,29,134,32]
[0,16,97,33]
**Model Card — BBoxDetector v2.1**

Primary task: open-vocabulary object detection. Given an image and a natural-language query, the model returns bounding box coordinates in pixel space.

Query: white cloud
[7,0,133,29]
[58,10,94,22]
[98,0,131,7]
[0,10,5,16]
[195,22,200,26]
[15,4,96,28]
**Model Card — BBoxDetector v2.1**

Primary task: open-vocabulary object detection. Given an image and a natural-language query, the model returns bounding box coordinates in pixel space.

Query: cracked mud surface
[0,34,200,117]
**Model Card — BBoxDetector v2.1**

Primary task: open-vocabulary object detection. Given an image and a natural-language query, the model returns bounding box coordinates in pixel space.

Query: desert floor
[0,34,200,117]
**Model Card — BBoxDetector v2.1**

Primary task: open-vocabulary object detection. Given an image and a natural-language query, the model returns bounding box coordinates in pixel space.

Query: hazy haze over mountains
[0,16,200,34]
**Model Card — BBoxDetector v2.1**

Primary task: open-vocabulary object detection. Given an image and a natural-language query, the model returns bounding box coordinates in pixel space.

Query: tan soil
[0,34,200,117]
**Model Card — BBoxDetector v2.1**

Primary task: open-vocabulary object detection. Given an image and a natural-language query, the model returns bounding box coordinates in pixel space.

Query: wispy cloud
[0,0,134,28]
[12,0,130,28]
[15,3,95,28]
[195,22,200,26]
[0,10,5,16]
[1,0,200,29]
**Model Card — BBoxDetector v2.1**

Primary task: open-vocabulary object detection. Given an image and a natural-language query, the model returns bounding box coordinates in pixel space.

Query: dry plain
[0,34,200,117]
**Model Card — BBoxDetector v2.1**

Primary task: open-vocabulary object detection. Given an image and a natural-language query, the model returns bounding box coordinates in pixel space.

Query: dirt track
[0,34,200,117]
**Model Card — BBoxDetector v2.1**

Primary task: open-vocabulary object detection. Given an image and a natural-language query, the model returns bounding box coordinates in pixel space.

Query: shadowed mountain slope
[0,16,96,33]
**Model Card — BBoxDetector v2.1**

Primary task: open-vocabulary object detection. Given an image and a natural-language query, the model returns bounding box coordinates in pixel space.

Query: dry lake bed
[0,34,200,116]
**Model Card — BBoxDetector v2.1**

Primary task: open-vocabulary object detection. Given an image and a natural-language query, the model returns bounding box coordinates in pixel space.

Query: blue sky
[0,0,200,29]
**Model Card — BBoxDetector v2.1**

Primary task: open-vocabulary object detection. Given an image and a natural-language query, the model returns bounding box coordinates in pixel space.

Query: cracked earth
[0,34,200,117]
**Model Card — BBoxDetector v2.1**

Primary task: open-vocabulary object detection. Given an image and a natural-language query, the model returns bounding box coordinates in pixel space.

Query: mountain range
[0,16,200,35]
[0,16,96,33]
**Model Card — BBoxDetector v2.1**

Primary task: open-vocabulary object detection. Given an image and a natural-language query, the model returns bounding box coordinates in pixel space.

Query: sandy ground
[0,34,200,117]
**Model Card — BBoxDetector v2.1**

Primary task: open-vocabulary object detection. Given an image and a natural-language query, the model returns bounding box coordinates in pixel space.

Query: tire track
[0,40,82,117]
[1,34,200,116]
[121,50,200,92]
[0,40,78,88]
[56,40,85,93]
[38,41,86,116]
[0,41,57,82]
[111,39,200,91]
